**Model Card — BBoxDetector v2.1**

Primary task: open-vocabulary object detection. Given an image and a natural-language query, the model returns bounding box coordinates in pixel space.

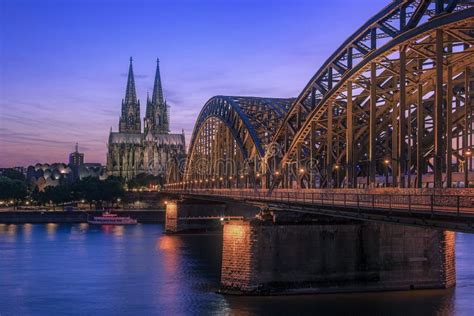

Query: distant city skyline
[0,0,387,167]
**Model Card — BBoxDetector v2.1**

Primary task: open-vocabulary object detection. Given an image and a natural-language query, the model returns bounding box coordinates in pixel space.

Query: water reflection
[91,224,127,237]
[79,223,89,231]
[22,224,33,242]
[46,223,57,240]
[7,224,17,237]
[223,288,456,316]
[156,235,183,310]
[0,225,473,315]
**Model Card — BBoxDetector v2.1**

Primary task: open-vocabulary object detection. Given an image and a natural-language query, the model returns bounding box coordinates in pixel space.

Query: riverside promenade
[0,210,165,224]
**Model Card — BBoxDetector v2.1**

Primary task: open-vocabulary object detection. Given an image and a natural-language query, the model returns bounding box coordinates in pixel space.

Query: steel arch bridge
[167,0,474,192]
[181,96,293,188]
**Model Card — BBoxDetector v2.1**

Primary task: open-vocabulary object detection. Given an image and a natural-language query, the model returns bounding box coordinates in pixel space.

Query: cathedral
[106,58,186,182]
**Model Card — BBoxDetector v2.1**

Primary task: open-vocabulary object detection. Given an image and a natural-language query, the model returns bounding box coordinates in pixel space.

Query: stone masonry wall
[221,220,456,294]
[221,221,254,292]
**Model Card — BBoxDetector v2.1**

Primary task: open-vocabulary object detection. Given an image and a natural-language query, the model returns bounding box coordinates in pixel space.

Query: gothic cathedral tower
[144,58,169,134]
[119,57,141,133]
[107,58,185,182]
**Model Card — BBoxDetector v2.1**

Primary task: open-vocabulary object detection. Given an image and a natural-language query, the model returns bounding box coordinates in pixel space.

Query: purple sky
[0,0,387,167]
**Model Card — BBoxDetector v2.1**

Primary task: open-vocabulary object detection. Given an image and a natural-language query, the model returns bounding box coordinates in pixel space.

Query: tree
[1,169,26,181]
[0,177,12,201]
[0,176,28,208]
[72,177,102,208]
[127,173,160,190]
[50,184,73,209]
[31,187,49,206]
[101,178,125,207]
[28,176,126,210]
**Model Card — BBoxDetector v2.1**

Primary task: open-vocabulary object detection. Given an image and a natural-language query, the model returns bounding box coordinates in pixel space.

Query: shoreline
[0,210,165,224]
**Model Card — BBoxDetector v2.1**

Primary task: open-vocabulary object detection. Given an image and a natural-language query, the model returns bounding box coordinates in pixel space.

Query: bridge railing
[165,188,474,217]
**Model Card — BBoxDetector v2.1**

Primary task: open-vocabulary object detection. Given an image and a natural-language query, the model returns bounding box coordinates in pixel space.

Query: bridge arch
[182,96,293,189]
[268,0,474,190]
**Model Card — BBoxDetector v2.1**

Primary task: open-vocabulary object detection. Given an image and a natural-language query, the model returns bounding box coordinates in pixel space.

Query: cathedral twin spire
[119,57,141,133]
[119,57,169,134]
[145,59,169,134]
[152,58,164,106]
[125,57,137,105]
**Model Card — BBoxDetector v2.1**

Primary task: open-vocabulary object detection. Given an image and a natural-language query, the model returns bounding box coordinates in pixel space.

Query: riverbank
[0,210,165,224]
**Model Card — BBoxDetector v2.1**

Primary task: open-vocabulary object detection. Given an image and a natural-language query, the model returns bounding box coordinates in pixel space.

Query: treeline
[126,173,162,190]
[31,177,125,209]
[0,169,124,209]
[0,173,28,205]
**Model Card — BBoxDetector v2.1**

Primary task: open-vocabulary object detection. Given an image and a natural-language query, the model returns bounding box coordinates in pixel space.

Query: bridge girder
[183,96,293,189]
[269,2,474,190]
[167,0,474,192]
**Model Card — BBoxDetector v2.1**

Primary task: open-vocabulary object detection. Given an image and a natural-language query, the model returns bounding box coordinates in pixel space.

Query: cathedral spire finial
[152,57,164,106]
[124,56,137,104]
[119,57,141,133]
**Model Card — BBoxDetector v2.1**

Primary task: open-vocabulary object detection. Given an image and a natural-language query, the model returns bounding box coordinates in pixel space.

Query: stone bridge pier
[220,211,456,295]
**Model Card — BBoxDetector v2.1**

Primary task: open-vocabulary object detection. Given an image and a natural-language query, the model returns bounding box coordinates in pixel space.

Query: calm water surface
[1,223,474,315]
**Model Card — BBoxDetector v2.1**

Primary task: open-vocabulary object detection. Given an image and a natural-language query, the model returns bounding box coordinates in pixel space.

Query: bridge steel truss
[167,0,474,192]
[270,0,474,190]
[182,96,293,189]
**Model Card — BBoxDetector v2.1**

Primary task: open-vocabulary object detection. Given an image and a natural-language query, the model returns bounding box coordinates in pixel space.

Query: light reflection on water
[0,224,473,315]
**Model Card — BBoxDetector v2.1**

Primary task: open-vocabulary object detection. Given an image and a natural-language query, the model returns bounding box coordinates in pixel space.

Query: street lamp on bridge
[384,158,390,187]
[464,149,472,187]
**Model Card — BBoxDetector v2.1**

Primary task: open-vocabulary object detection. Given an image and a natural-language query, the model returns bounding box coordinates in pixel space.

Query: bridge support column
[165,200,226,233]
[221,216,455,295]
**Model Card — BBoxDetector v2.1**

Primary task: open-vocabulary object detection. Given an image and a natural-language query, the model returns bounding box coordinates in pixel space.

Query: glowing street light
[383,159,390,187]
[299,168,305,174]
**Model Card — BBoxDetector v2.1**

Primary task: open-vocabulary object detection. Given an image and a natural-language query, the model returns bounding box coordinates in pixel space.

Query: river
[0,223,473,315]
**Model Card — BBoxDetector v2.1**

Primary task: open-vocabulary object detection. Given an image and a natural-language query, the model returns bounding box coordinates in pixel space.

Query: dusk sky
[0,0,388,167]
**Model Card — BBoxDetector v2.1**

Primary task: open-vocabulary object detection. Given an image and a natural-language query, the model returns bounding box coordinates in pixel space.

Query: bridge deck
[165,189,474,232]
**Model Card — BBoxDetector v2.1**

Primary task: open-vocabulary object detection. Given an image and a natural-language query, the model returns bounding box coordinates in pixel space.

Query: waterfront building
[69,143,84,166]
[106,58,186,183]
[69,143,84,181]
[27,148,106,191]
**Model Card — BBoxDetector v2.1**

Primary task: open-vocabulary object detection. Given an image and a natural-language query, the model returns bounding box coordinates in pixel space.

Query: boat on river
[88,212,137,225]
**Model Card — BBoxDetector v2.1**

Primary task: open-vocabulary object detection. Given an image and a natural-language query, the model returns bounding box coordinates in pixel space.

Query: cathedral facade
[106,58,186,182]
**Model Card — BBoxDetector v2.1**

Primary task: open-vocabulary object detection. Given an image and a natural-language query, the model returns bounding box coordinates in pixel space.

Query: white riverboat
[88,212,137,225]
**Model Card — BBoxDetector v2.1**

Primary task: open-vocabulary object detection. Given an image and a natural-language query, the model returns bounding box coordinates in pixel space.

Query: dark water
[1,223,473,316]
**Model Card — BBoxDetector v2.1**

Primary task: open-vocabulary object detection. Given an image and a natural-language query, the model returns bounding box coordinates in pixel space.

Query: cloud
[120,73,148,79]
